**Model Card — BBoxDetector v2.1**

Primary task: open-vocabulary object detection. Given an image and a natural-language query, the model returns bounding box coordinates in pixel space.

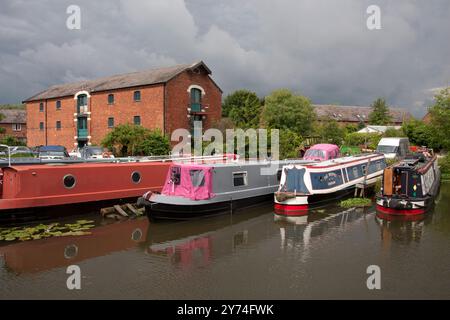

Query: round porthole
[131,171,141,184]
[64,244,79,259]
[63,174,76,189]
[131,228,143,242]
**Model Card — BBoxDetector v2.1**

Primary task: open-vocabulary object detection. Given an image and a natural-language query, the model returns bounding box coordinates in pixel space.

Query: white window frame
[12,123,22,131]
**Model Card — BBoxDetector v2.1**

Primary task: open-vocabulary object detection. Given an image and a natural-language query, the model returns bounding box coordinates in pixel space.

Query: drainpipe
[163,83,167,135]
[45,99,48,145]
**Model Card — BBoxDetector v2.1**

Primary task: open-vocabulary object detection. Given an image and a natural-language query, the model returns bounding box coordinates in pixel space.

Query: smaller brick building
[24,61,222,151]
[0,109,27,143]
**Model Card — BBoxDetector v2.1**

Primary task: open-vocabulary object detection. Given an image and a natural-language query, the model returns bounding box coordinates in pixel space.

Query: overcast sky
[1,0,449,117]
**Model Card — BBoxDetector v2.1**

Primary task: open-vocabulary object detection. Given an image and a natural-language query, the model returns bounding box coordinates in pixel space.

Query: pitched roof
[313,104,412,123]
[0,109,26,124]
[24,61,214,102]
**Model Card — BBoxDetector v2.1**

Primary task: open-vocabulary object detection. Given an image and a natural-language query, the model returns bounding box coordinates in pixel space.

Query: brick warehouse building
[24,61,222,151]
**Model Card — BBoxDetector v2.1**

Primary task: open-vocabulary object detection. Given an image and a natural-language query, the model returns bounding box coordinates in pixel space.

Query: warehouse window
[134,116,141,125]
[108,94,114,105]
[56,121,61,130]
[108,117,114,128]
[133,90,141,102]
[39,102,44,112]
[39,122,44,130]
[56,100,61,110]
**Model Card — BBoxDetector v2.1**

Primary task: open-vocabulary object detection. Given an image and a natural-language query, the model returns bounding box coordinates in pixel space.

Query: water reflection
[375,212,430,245]
[0,218,149,274]
[275,206,374,261]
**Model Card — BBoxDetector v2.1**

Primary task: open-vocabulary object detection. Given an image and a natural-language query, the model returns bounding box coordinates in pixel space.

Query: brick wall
[89,84,165,146]
[165,69,222,138]
[26,69,222,151]
[0,123,27,140]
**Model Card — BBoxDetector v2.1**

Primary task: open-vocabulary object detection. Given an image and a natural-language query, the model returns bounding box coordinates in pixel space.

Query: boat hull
[140,194,273,220]
[375,158,440,216]
[274,187,357,216]
[0,162,171,213]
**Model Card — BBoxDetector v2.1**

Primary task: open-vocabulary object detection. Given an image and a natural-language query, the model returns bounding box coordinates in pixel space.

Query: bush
[0,135,26,146]
[439,154,450,174]
[101,124,170,157]
[344,132,382,150]
[316,119,345,145]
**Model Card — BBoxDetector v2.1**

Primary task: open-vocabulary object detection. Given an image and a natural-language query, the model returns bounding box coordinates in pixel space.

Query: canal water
[1,183,449,299]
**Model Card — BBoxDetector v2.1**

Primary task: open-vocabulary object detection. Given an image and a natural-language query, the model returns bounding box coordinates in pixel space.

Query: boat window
[353,167,359,177]
[233,172,248,186]
[362,164,367,175]
[190,169,206,187]
[63,174,76,189]
[277,169,282,181]
[376,161,382,171]
[376,145,398,154]
[131,171,141,184]
[304,149,325,160]
[170,166,181,185]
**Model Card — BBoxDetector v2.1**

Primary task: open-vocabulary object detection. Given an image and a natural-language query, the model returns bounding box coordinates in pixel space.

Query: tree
[222,90,262,128]
[428,87,450,150]
[368,98,392,125]
[279,129,303,159]
[402,119,440,149]
[261,89,316,136]
[317,119,345,145]
[101,124,170,157]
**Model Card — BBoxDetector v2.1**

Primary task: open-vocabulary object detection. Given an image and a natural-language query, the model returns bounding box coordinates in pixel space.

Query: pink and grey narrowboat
[138,159,311,220]
[376,152,440,216]
[274,153,386,216]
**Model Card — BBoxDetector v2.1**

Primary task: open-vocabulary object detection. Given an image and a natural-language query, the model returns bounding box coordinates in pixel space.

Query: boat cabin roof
[302,153,384,168]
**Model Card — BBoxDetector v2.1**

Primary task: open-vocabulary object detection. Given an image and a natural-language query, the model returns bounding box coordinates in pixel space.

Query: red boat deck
[0,161,171,211]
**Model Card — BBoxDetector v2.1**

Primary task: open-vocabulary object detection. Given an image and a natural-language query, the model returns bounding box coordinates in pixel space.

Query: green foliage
[279,129,303,159]
[344,132,382,150]
[0,135,26,146]
[368,98,392,125]
[344,124,358,134]
[261,89,316,136]
[402,119,441,149]
[317,119,345,145]
[340,198,372,208]
[383,127,405,137]
[439,154,450,174]
[0,220,94,242]
[222,90,262,128]
[101,124,170,157]
[428,87,450,150]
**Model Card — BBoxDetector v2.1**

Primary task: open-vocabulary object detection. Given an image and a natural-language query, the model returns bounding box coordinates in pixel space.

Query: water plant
[0,220,95,242]
[339,198,372,208]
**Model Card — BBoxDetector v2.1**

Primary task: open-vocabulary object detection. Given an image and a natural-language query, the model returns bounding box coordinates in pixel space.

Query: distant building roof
[313,104,412,124]
[0,109,26,124]
[357,125,401,134]
[24,61,218,102]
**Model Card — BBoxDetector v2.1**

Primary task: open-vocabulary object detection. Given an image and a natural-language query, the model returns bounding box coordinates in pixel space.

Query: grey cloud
[0,0,449,117]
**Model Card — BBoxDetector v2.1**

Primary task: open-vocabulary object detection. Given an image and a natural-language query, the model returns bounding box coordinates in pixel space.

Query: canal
[1,183,449,299]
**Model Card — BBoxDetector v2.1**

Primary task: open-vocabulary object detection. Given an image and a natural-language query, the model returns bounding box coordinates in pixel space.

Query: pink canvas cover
[303,144,340,161]
[161,164,214,200]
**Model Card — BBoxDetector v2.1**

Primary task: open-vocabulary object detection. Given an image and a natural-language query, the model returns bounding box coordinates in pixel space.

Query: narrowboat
[0,154,231,218]
[274,153,386,215]
[375,152,440,216]
[138,159,313,220]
